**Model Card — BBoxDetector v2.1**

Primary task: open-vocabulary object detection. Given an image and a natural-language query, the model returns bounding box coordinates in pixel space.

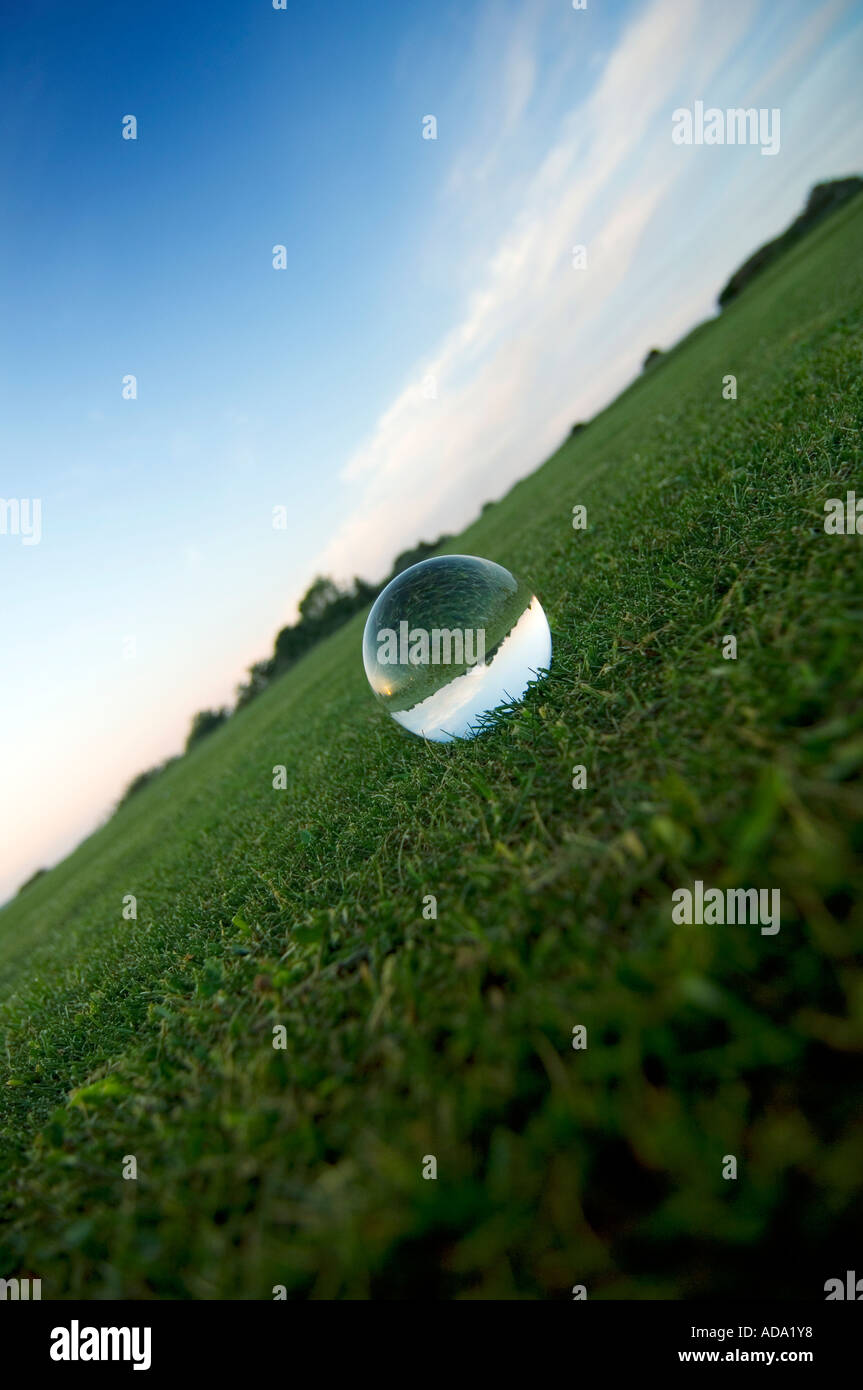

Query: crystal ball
[362,554,552,741]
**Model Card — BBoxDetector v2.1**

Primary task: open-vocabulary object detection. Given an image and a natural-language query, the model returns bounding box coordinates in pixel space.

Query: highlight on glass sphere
[362,553,552,742]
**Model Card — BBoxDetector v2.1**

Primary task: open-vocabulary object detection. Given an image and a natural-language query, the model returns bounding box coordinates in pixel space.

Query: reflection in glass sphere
[362,554,552,742]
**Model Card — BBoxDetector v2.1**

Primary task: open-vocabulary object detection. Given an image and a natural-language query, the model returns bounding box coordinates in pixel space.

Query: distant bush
[718,176,863,307]
[116,532,455,810]
[116,756,181,809]
[235,540,452,711]
[388,537,452,578]
[118,766,163,806]
[269,576,375,678]
[17,866,48,895]
[234,659,273,712]
[185,708,230,753]
[642,347,664,371]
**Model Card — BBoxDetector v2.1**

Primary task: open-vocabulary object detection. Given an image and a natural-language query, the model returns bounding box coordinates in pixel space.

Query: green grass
[2,196,862,1300]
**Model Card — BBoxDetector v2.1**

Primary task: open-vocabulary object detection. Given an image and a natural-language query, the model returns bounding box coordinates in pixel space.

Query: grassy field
[2,194,862,1300]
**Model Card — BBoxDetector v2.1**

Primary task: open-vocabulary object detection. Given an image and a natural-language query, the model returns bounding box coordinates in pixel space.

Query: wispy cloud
[314,0,777,584]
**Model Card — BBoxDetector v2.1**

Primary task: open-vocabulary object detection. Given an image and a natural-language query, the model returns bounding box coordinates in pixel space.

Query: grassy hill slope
[1,194,862,1299]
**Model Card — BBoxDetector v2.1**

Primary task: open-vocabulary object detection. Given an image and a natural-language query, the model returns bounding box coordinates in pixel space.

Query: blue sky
[2,0,862,902]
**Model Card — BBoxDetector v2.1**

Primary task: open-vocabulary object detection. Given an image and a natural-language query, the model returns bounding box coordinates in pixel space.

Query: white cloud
[310,0,851,587]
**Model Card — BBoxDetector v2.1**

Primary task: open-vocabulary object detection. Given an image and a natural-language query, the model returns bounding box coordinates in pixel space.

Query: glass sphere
[362,554,552,742]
